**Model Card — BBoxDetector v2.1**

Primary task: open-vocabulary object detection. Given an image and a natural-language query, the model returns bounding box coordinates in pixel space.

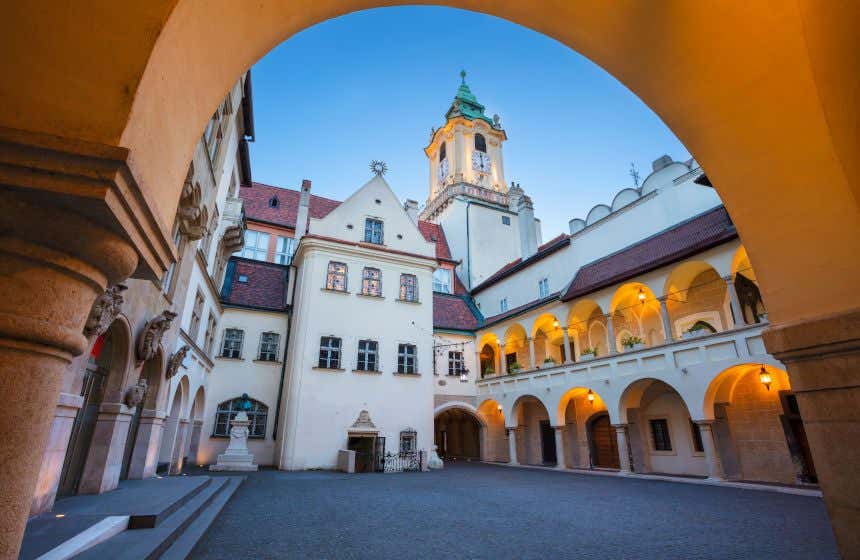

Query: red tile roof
[561,206,736,301]
[239,182,341,229]
[471,233,571,294]
[417,221,454,261]
[221,257,289,311]
[433,293,483,331]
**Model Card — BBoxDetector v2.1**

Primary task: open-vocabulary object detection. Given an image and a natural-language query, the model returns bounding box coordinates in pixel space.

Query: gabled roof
[471,233,571,294]
[239,182,341,228]
[220,257,289,312]
[561,206,736,301]
[433,293,483,331]
[417,221,454,261]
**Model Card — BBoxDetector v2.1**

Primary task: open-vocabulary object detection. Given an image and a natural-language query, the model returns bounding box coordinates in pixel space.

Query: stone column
[188,419,204,465]
[605,314,617,355]
[169,419,190,474]
[0,128,173,557]
[498,342,507,375]
[30,392,84,515]
[612,424,632,474]
[507,428,518,465]
[723,275,745,327]
[554,427,566,469]
[763,310,860,558]
[658,296,674,343]
[475,350,483,377]
[528,338,536,369]
[562,328,572,363]
[694,421,725,481]
[126,410,166,479]
[78,403,134,494]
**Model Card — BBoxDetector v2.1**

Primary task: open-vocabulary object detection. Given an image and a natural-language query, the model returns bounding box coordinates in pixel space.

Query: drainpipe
[272,263,298,439]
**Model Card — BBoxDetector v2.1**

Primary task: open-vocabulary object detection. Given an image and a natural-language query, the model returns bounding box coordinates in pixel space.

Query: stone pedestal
[427,444,444,469]
[30,392,84,515]
[210,412,258,471]
[78,402,134,494]
[126,410,165,479]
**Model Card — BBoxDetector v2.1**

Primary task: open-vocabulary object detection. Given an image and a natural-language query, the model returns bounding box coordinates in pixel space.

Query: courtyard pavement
[189,462,837,559]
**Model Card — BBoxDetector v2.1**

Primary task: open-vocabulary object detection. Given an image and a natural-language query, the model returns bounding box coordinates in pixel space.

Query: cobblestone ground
[190,462,837,560]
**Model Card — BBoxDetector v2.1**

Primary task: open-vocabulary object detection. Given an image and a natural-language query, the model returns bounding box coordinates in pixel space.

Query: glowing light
[638,288,646,302]
[55,514,65,518]
[759,364,772,390]
[587,389,595,405]
[497,404,503,413]
[552,320,560,328]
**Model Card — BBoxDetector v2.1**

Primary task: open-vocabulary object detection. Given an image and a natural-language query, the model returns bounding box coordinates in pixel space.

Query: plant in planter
[579,347,597,360]
[682,322,711,339]
[483,365,495,377]
[541,357,557,368]
[508,362,523,374]
[621,335,645,351]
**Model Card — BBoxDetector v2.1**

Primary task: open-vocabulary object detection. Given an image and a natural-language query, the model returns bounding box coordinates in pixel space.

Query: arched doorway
[159,380,187,474]
[58,319,131,496]
[512,395,556,466]
[434,407,481,460]
[185,387,206,468]
[587,413,619,469]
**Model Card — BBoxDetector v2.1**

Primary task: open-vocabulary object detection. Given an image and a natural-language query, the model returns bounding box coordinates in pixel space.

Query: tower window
[474,133,487,153]
[500,298,508,313]
[501,216,511,226]
[539,278,549,299]
[439,142,447,161]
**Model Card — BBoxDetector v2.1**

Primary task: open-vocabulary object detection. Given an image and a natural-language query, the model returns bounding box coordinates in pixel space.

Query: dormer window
[439,142,447,161]
[474,133,487,153]
[269,196,279,208]
[364,218,384,245]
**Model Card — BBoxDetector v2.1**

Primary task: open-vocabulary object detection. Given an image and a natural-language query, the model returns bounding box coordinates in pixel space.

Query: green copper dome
[446,70,495,126]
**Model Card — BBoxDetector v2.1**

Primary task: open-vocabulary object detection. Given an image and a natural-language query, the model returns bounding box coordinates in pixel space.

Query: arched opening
[434,407,482,461]
[567,299,606,360]
[474,133,486,153]
[609,282,663,349]
[439,141,446,162]
[185,387,206,469]
[531,313,566,366]
[730,246,766,324]
[121,346,165,480]
[59,318,131,496]
[619,378,702,476]
[512,395,556,466]
[477,399,508,462]
[664,260,730,337]
[476,332,499,377]
[557,387,612,469]
[704,363,815,485]
[159,377,188,474]
[502,324,529,372]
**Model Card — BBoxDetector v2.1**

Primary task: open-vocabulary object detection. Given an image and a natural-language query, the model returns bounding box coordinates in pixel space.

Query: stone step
[74,476,238,560]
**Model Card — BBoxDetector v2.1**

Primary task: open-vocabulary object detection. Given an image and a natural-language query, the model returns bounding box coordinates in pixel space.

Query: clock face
[437,158,449,183]
[472,151,491,173]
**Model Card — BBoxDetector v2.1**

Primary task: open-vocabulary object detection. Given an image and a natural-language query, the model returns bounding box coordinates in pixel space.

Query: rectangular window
[501,215,511,225]
[447,351,464,377]
[240,230,270,261]
[325,262,348,291]
[399,274,419,302]
[364,218,384,244]
[397,344,417,374]
[500,298,508,313]
[275,236,297,265]
[432,268,452,294]
[356,340,379,371]
[204,313,217,355]
[400,431,416,454]
[361,267,382,296]
[318,336,342,369]
[650,419,673,451]
[539,278,549,299]
[221,328,244,359]
[189,291,205,341]
[690,420,704,453]
[258,332,280,362]
[200,207,219,259]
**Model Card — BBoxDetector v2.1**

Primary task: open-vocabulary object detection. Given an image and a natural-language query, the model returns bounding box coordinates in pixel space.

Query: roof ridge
[245,181,344,205]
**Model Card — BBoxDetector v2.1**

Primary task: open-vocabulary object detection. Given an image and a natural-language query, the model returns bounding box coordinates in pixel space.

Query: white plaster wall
[635,390,707,476]
[432,332,478,398]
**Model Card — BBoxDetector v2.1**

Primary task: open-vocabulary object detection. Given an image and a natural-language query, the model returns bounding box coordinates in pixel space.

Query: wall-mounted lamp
[552,320,560,328]
[587,389,595,405]
[497,404,503,413]
[759,364,772,391]
[638,288,646,303]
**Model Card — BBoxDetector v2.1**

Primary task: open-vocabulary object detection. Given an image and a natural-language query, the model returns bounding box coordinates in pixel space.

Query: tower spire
[460,69,466,84]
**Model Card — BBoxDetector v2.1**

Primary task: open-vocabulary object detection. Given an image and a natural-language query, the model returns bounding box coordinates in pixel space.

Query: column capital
[722,274,735,283]
[657,295,669,304]
[692,419,716,427]
[610,423,628,430]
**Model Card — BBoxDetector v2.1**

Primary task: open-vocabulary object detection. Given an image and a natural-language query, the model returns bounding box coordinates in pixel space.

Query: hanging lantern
[759,364,772,390]
[638,288,646,302]
[497,404,503,413]
[552,320,560,328]
[587,389,595,405]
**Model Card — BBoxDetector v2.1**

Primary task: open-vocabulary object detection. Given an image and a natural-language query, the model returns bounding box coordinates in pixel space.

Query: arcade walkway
[190,463,836,559]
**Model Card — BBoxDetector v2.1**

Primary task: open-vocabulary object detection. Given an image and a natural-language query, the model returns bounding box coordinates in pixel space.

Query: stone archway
[0,3,859,557]
[434,405,484,461]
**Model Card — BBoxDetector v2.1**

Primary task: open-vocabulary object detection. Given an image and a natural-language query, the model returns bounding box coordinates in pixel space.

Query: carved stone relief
[166,345,189,380]
[136,310,177,363]
[83,284,128,338]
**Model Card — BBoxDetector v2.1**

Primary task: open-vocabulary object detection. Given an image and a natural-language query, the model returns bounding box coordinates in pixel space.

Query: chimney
[652,155,673,172]
[295,179,311,239]
[507,181,523,212]
[403,199,419,224]
[517,193,538,258]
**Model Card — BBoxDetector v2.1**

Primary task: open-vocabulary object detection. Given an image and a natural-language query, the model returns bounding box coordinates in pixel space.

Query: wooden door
[590,414,620,469]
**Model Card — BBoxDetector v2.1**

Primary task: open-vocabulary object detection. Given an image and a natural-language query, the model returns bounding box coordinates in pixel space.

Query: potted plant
[757,311,769,323]
[541,357,557,368]
[682,323,709,340]
[621,335,645,351]
[509,362,522,374]
[483,365,495,377]
[579,347,597,361]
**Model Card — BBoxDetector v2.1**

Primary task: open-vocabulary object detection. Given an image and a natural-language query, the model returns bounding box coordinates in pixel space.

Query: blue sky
[249,6,690,238]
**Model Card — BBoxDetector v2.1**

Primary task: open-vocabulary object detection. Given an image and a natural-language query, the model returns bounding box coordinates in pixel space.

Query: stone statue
[83,284,128,338]
[165,345,189,380]
[136,310,177,363]
[210,411,258,471]
[123,378,147,408]
[428,444,444,469]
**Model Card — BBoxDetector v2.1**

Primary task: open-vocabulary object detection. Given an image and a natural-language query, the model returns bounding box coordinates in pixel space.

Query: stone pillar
[188,419,204,465]
[78,403,134,494]
[528,338,536,369]
[658,296,674,343]
[126,410,166,479]
[605,314,617,355]
[723,275,745,328]
[763,310,860,558]
[498,342,507,375]
[475,350,483,377]
[695,420,725,481]
[169,418,190,475]
[30,393,84,515]
[562,328,572,363]
[507,428,518,465]
[0,128,173,557]
[612,424,632,474]
[554,427,566,469]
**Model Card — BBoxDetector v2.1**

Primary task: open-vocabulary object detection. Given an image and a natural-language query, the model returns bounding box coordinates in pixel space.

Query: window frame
[439,142,446,162]
[258,331,280,362]
[447,351,465,377]
[275,236,297,265]
[397,343,418,374]
[539,278,549,299]
[325,261,348,292]
[240,229,270,261]
[364,218,384,245]
[399,273,419,302]
[500,298,508,313]
[213,397,268,439]
[474,133,487,153]
[432,268,452,294]
[221,328,244,359]
[649,418,673,452]
[361,267,382,297]
[356,339,379,372]
[501,215,511,226]
[318,336,342,369]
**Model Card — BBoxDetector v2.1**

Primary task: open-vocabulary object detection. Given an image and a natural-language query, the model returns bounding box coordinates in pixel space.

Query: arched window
[439,142,447,161]
[474,133,487,153]
[213,396,268,438]
[269,196,279,208]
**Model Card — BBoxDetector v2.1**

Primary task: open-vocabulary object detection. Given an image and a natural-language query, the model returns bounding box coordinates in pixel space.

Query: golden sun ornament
[370,160,388,176]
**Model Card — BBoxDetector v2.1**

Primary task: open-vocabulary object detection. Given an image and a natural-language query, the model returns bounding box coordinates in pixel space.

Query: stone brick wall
[667,269,730,335]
